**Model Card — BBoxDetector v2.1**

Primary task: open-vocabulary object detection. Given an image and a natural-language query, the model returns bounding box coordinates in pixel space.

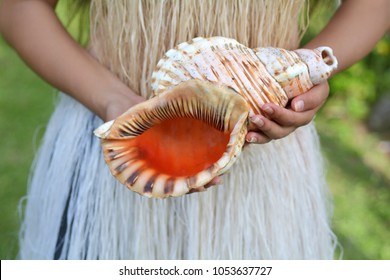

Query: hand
[188,176,222,194]
[245,82,329,144]
[205,176,223,188]
[102,91,146,122]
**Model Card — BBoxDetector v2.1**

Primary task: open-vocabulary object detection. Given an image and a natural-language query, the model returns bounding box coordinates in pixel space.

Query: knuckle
[278,111,298,126]
[273,131,291,140]
[283,118,297,127]
[255,137,271,144]
[272,131,287,140]
[247,123,257,132]
[259,139,272,144]
[271,127,296,140]
[272,106,288,119]
[324,88,330,98]
[260,123,272,132]
[302,115,315,125]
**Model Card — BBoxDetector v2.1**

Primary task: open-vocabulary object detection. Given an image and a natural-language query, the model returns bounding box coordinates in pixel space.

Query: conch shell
[95,37,337,198]
[152,37,337,114]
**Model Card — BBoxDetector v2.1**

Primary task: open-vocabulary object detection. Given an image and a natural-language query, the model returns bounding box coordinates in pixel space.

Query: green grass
[317,113,390,259]
[0,37,55,259]
[1,30,389,260]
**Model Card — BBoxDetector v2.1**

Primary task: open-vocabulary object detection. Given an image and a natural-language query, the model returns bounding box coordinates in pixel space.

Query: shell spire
[254,46,338,99]
[294,47,338,84]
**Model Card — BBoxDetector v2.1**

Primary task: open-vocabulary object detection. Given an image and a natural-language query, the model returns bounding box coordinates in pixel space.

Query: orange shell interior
[125,117,230,177]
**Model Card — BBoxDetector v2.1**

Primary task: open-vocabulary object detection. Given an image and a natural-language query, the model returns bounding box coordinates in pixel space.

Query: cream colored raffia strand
[89,0,308,98]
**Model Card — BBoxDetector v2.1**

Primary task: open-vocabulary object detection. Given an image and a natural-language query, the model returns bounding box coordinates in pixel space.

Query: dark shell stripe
[164,178,175,195]
[106,149,140,177]
[114,161,129,174]
[113,90,234,139]
[143,174,157,194]
[126,165,145,187]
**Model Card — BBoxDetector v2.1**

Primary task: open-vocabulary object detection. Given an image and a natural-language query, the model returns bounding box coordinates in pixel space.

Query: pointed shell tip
[94,120,115,139]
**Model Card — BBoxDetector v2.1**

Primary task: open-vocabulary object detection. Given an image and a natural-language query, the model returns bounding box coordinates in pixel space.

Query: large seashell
[95,80,249,198]
[152,37,337,114]
[95,36,338,198]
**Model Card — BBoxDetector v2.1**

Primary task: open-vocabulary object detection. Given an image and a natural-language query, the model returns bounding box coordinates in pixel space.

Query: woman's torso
[89,0,307,98]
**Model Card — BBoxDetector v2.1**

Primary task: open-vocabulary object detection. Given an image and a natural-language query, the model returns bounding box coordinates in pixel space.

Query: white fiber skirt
[19,94,336,259]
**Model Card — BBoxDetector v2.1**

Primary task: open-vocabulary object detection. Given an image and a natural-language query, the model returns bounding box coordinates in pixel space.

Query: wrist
[99,77,146,121]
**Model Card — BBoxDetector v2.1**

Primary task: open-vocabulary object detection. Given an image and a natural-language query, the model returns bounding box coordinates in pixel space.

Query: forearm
[305,0,390,74]
[0,0,138,120]
[251,0,390,143]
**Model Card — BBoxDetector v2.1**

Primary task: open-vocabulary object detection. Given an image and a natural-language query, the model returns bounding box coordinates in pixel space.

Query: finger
[251,105,315,128]
[258,116,299,139]
[245,130,272,144]
[291,82,329,112]
[248,116,297,139]
[247,113,265,131]
[205,176,223,188]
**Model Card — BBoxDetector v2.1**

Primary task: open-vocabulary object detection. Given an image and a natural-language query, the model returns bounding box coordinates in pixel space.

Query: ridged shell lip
[95,80,250,198]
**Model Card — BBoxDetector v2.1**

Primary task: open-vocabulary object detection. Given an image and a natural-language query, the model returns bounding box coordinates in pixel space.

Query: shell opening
[120,117,230,177]
[98,80,250,197]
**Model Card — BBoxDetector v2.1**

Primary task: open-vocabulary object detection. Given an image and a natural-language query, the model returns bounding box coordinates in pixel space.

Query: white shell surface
[294,47,338,85]
[254,47,313,99]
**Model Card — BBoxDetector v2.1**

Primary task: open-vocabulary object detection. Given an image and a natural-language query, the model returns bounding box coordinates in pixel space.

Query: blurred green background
[0,3,389,259]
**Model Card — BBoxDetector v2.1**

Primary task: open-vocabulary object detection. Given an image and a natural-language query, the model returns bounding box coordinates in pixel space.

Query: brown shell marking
[253,47,314,99]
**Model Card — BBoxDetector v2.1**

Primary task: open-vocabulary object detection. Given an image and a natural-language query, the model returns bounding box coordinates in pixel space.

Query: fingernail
[209,177,222,186]
[206,180,223,188]
[251,116,264,127]
[262,105,274,115]
[215,179,223,186]
[246,136,257,143]
[294,100,304,112]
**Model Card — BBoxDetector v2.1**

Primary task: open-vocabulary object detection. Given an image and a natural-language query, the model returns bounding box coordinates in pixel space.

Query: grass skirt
[19,94,337,259]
